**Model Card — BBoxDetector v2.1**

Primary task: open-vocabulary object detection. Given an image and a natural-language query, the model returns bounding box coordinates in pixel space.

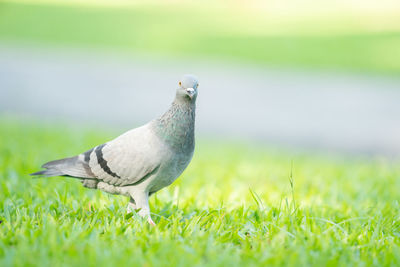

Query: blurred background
[1,0,400,157]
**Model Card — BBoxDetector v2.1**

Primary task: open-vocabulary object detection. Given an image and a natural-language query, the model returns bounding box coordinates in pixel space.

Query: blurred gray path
[1,45,400,155]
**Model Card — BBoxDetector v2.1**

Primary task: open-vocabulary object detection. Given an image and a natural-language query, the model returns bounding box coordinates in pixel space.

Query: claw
[147,217,156,226]
[126,206,132,214]
[126,202,138,214]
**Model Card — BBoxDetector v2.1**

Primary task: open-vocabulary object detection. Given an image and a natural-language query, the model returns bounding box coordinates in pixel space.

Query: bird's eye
[197,83,199,88]
[179,81,182,86]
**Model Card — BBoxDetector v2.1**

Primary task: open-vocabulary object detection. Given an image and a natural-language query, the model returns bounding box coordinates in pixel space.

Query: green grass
[1,118,400,266]
[0,1,400,75]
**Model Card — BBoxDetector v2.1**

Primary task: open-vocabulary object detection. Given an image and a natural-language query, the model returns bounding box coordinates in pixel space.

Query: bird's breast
[147,150,193,193]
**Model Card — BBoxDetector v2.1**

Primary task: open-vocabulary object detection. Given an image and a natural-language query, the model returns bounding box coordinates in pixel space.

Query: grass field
[1,118,399,266]
[0,1,400,75]
[1,2,400,265]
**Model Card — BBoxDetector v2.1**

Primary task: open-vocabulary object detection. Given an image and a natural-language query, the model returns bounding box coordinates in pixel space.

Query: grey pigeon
[31,74,199,225]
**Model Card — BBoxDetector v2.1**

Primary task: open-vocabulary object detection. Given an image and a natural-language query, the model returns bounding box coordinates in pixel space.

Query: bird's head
[176,74,199,102]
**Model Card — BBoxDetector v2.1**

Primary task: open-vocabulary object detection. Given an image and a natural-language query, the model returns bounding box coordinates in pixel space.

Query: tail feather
[30,169,64,177]
[42,156,77,169]
[31,155,94,178]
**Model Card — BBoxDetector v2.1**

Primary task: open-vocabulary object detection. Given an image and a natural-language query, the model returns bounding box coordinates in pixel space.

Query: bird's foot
[126,202,137,214]
[147,217,156,226]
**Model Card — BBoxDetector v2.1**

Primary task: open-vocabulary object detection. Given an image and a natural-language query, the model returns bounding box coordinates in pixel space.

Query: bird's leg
[126,197,137,214]
[130,191,155,226]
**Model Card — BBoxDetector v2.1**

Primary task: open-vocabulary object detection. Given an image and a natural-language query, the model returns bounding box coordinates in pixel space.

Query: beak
[186,88,195,99]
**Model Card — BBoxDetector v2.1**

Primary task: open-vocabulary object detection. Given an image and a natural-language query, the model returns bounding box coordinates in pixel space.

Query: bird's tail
[30,156,80,177]
[30,168,64,177]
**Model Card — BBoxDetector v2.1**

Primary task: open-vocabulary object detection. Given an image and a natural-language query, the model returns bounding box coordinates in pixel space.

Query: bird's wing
[31,124,164,187]
[86,124,164,187]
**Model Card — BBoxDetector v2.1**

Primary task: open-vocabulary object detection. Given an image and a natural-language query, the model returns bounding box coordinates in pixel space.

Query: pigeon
[31,74,199,225]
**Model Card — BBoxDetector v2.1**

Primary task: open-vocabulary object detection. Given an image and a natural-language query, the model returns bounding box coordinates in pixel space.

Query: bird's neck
[155,99,196,152]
